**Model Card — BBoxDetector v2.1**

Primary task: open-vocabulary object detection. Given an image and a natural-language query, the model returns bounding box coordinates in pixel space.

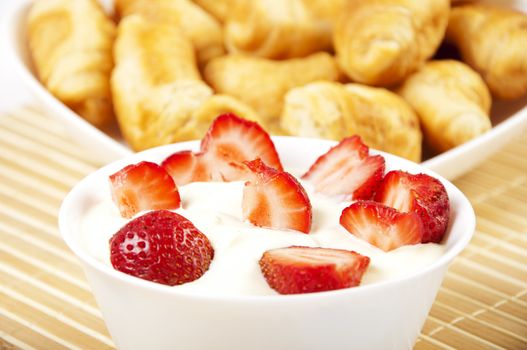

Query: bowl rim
[59,136,476,303]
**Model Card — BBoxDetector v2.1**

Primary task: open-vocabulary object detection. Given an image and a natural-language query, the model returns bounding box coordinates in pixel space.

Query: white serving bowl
[59,137,475,350]
[4,0,527,177]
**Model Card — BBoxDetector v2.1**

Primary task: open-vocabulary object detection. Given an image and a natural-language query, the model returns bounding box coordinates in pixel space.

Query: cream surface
[81,180,446,296]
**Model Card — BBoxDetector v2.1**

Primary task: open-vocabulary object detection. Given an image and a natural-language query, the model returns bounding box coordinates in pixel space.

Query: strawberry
[374,171,450,243]
[110,210,214,286]
[259,246,370,294]
[161,151,211,185]
[301,136,385,200]
[340,201,423,252]
[243,159,312,233]
[161,113,282,184]
[109,161,181,218]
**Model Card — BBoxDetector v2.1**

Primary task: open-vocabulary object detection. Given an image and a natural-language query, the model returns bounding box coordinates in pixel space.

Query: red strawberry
[110,210,214,286]
[109,161,181,218]
[243,159,312,233]
[301,136,385,200]
[259,246,370,295]
[340,201,423,252]
[162,113,282,184]
[161,151,211,184]
[374,171,450,243]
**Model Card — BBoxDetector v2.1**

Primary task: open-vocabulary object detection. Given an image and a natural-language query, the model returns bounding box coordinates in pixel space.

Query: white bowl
[59,137,475,350]
[4,0,527,177]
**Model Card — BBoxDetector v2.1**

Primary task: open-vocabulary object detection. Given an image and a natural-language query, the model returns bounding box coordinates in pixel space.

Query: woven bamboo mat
[0,107,526,350]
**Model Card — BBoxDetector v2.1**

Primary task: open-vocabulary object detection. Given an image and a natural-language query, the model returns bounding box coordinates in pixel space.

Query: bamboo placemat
[0,107,526,350]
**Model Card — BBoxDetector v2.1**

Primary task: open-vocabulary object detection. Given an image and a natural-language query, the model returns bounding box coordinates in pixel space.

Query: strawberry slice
[110,210,214,286]
[162,113,282,184]
[301,136,385,200]
[259,246,370,294]
[374,171,450,243]
[243,159,312,233]
[161,151,211,185]
[340,201,423,252]
[109,161,181,218]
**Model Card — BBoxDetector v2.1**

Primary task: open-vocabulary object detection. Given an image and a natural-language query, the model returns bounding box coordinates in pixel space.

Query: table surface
[0,106,526,350]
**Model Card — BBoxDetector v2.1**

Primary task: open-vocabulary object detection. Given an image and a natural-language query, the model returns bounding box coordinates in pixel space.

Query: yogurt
[80,173,446,296]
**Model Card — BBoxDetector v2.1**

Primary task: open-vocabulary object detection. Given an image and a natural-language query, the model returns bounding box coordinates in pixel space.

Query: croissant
[192,0,233,22]
[112,16,262,150]
[27,0,115,128]
[223,0,340,59]
[115,0,224,66]
[397,60,491,153]
[281,81,422,162]
[446,4,527,99]
[334,0,450,87]
[204,53,340,128]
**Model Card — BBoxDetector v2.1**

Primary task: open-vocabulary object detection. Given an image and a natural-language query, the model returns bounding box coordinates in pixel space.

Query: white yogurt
[81,179,445,296]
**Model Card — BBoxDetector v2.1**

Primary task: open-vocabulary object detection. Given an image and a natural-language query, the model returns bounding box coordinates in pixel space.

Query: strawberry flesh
[302,136,385,200]
[374,171,450,243]
[109,161,181,218]
[259,246,370,294]
[162,113,282,184]
[110,210,214,286]
[243,159,312,233]
[340,201,423,252]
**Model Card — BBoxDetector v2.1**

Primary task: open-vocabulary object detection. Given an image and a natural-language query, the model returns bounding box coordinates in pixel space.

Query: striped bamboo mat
[0,107,526,350]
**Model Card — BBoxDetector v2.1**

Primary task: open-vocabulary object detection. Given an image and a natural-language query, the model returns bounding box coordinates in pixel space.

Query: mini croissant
[334,0,450,86]
[112,15,261,150]
[115,0,224,66]
[204,53,340,128]
[446,4,527,99]
[28,0,115,128]
[281,81,422,161]
[397,60,492,153]
[223,0,340,59]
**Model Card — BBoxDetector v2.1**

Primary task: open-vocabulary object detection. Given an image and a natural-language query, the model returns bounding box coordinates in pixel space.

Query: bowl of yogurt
[59,136,475,350]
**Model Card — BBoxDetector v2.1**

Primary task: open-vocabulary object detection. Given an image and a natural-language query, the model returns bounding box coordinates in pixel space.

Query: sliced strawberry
[110,210,214,286]
[161,113,282,184]
[340,201,423,252]
[161,150,211,184]
[301,136,385,200]
[374,171,450,243]
[109,161,181,218]
[259,246,370,294]
[243,159,312,233]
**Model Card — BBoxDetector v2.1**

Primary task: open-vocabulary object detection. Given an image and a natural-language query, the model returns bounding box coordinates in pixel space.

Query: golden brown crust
[446,4,527,99]
[28,0,115,128]
[334,0,450,87]
[115,0,224,66]
[223,0,340,59]
[112,15,210,150]
[192,0,234,22]
[397,60,491,153]
[112,16,262,150]
[280,81,422,161]
[204,53,340,126]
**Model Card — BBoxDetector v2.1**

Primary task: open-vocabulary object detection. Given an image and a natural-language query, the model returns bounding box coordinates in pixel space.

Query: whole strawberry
[110,210,214,286]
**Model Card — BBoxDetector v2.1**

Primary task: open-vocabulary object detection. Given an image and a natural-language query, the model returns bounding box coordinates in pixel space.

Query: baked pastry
[27,0,115,128]
[115,0,224,66]
[397,60,491,153]
[223,0,338,59]
[204,52,340,127]
[334,0,450,86]
[281,81,422,161]
[446,4,527,99]
[112,15,261,150]
[192,0,233,22]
